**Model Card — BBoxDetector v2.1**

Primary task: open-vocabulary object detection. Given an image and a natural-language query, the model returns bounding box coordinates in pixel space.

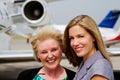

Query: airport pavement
[0,38,120,80]
[0,56,120,80]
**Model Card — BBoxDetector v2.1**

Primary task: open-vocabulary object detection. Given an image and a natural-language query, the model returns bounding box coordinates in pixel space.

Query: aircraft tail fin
[99,10,120,28]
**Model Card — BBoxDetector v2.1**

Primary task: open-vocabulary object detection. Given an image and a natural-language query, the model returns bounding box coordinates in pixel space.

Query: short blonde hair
[30,25,63,62]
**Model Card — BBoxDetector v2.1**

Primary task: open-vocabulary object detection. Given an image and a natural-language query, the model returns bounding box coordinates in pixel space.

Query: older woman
[17,25,75,80]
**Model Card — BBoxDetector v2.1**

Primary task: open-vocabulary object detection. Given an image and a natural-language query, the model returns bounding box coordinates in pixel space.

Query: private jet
[0,0,120,62]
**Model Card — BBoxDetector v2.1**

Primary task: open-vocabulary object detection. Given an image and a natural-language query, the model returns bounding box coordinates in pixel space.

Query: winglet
[99,10,120,28]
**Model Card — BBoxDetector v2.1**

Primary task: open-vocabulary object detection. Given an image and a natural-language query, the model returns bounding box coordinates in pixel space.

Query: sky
[47,0,120,26]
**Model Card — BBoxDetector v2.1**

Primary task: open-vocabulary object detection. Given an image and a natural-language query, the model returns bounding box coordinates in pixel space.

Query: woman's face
[37,38,62,70]
[69,25,96,61]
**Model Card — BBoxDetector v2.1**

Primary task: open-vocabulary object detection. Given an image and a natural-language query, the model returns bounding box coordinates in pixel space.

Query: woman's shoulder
[91,58,114,79]
[20,67,41,75]
[93,58,112,69]
[64,67,76,80]
[17,67,42,80]
[64,67,75,73]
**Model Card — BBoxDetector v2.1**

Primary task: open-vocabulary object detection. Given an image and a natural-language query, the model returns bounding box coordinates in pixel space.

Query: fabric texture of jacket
[73,51,114,80]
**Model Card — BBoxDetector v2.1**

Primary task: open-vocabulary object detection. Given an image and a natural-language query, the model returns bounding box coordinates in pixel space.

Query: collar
[74,51,104,80]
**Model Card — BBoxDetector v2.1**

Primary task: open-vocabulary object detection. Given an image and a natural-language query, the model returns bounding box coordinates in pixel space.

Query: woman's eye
[40,51,47,54]
[69,37,73,41]
[51,48,58,52]
[78,35,84,38]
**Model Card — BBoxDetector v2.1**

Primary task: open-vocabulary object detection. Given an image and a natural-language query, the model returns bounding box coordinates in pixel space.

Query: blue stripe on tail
[99,10,120,28]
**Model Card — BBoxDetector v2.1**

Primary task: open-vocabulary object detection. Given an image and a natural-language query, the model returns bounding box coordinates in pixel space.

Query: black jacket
[17,67,75,80]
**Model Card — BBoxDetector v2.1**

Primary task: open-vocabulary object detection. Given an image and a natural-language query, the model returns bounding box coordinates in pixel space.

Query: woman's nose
[47,51,53,58]
[73,38,79,46]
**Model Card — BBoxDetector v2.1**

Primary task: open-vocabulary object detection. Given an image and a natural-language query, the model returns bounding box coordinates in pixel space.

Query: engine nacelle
[22,0,50,27]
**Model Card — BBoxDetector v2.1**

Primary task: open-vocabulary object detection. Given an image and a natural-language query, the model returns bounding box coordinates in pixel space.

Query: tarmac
[0,38,120,80]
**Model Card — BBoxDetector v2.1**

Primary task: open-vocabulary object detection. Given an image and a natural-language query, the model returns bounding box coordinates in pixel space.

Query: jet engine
[22,0,50,27]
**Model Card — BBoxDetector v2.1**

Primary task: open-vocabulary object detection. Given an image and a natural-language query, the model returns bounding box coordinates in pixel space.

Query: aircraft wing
[0,50,34,62]
[0,50,66,62]
[0,48,120,62]
[106,48,120,56]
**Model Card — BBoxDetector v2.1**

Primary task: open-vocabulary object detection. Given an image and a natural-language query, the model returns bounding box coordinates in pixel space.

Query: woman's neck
[83,47,97,62]
[44,65,63,75]
[39,65,66,80]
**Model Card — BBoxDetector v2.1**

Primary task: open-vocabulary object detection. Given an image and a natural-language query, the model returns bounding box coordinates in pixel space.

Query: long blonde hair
[63,15,112,67]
